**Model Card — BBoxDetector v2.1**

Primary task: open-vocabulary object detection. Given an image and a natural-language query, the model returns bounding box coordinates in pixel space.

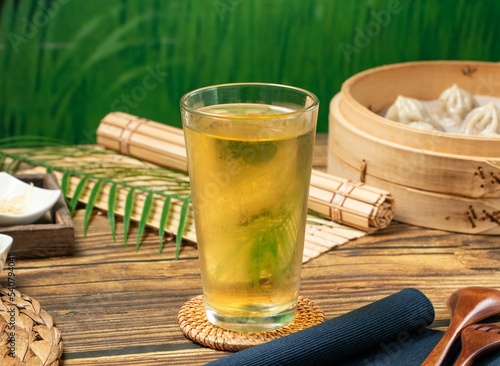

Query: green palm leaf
[0,146,194,257]
[83,179,104,237]
[69,175,89,213]
[136,191,154,251]
[176,200,191,259]
[60,170,72,206]
[158,196,172,254]
[123,187,136,248]
[107,182,118,242]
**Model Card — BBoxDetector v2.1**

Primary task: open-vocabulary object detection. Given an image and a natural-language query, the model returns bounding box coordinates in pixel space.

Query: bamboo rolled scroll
[97,112,395,232]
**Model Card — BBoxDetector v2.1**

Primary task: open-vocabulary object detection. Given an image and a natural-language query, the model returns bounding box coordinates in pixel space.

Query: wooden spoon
[453,324,500,366]
[422,287,500,366]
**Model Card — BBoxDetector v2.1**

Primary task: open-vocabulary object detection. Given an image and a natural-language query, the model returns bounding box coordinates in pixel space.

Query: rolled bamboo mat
[1,147,365,263]
[97,112,395,232]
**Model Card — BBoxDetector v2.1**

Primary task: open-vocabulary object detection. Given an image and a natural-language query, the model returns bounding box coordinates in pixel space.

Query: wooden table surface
[5,134,500,365]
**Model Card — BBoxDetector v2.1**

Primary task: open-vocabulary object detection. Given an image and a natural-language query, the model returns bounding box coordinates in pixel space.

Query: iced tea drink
[181,84,318,332]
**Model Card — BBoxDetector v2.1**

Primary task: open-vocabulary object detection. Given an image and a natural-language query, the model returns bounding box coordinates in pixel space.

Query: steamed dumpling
[438,84,479,128]
[460,103,500,136]
[385,96,443,131]
[407,122,440,131]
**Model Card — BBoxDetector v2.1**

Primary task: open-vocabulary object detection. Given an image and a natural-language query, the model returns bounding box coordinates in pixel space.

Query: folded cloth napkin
[206,288,500,366]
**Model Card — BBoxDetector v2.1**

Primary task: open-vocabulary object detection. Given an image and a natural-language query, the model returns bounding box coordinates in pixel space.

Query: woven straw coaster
[0,286,63,365]
[178,295,324,352]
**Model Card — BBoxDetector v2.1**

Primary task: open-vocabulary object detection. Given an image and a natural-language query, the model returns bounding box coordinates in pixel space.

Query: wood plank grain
[7,212,498,365]
[2,134,499,365]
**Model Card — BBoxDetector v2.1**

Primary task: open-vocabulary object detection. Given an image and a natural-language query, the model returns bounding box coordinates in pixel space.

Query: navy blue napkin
[206,288,500,366]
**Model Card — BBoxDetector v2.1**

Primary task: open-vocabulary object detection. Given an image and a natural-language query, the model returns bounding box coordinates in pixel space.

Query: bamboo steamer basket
[328,61,500,234]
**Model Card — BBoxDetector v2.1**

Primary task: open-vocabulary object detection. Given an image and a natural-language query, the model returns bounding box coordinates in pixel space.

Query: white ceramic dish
[0,234,13,271]
[0,172,61,226]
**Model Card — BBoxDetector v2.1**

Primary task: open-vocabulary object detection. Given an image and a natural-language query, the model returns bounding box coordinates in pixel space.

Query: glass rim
[180,82,319,119]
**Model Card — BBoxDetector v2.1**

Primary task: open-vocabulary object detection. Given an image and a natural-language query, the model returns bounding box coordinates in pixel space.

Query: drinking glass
[180,83,318,332]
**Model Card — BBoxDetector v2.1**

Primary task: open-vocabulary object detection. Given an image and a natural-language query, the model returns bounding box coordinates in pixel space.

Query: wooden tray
[0,173,74,258]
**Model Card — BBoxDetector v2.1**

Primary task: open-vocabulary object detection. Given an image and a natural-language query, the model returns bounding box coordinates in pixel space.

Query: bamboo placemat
[178,295,324,352]
[97,111,395,232]
[0,287,63,365]
[1,146,365,262]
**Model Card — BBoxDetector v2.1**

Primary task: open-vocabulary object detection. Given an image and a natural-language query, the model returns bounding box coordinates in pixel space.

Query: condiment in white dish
[0,172,61,226]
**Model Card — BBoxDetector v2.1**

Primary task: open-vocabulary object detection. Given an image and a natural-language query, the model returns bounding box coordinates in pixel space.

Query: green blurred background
[0,0,499,145]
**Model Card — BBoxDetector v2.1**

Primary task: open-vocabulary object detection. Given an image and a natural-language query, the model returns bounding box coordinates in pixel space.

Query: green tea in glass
[180,83,318,332]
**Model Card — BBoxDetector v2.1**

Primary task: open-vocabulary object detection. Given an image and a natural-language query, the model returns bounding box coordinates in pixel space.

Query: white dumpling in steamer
[438,84,479,128]
[460,103,500,136]
[407,122,440,131]
[385,96,443,131]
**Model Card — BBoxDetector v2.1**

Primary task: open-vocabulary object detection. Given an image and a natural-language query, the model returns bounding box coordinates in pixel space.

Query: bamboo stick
[97,112,395,232]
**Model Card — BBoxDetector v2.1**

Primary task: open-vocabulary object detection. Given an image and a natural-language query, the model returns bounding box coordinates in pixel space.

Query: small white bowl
[0,172,61,226]
[0,234,13,271]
